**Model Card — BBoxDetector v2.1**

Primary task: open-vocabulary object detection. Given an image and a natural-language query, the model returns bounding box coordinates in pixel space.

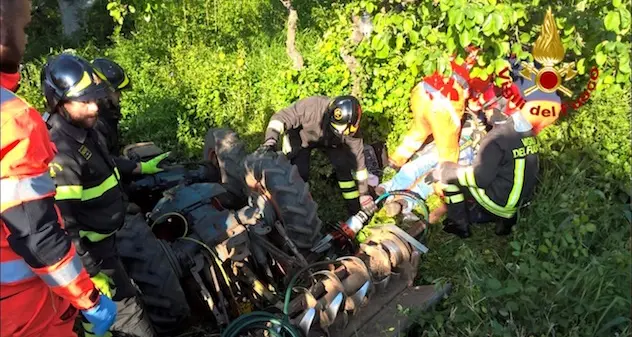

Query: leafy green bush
[538,86,631,194]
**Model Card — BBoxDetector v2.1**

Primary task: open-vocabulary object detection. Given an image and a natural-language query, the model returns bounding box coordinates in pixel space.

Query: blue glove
[81,294,117,336]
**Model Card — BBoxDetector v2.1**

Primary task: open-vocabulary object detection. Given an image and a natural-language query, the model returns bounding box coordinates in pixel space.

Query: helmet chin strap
[100,99,122,119]
[331,123,352,139]
[54,104,72,121]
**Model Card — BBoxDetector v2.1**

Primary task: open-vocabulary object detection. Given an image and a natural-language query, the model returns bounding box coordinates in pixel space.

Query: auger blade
[383,225,429,254]
[297,307,317,336]
[347,280,371,315]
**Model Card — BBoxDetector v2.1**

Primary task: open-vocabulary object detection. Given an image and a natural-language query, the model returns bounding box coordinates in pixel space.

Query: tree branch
[281,0,304,70]
[340,14,366,98]
[280,0,291,10]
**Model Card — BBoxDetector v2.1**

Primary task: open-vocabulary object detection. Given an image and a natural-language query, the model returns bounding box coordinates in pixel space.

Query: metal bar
[250,233,302,268]
[273,220,309,267]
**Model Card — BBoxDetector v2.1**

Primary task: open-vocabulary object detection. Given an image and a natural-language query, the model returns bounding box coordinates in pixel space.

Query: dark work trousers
[285,133,361,215]
[444,188,517,228]
[80,235,157,337]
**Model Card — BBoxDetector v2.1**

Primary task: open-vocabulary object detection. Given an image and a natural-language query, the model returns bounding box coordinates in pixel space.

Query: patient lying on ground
[373,114,488,234]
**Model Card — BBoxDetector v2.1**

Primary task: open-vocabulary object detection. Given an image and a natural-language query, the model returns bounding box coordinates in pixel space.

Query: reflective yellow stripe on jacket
[55,168,121,201]
[458,159,526,218]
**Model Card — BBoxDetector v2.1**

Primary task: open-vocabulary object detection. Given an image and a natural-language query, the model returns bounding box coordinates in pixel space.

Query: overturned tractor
[115,128,443,336]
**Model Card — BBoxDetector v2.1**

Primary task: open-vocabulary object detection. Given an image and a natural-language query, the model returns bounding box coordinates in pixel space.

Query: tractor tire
[116,214,190,335]
[203,128,248,203]
[243,152,323,249]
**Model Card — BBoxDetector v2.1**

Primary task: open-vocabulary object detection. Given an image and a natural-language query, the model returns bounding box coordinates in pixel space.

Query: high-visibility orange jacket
[1,72,99,337]
[390,59,477,168]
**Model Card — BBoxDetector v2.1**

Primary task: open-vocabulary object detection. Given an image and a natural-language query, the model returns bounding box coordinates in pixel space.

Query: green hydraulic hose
[221,311,301,337]
[221,260,336,337]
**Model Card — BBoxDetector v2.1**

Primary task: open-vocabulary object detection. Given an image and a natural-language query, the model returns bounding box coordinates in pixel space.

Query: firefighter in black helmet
[257,95,377,216]
[91,57,131,156]
[41,53,160,337]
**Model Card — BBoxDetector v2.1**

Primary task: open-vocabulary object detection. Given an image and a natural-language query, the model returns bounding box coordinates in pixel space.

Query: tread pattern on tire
[243,153,323,249]
[116,214,190,335]
[203,128,248,202]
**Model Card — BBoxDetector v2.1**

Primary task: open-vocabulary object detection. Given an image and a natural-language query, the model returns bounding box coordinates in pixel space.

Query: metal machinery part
[286,226,425,337]
[144,177,430,336]
[120,139,434,335]
[144,181,306,325]
[122,141,164,162]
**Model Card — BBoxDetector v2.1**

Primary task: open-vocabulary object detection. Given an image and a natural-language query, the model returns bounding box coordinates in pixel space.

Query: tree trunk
[57,0,96,41]
[280,0,304,70]
[340,15,366,97]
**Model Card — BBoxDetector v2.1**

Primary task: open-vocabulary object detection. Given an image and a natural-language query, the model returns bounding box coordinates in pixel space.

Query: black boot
[495,216,517,236]
[442,218,472,238]
[467,202,494,224]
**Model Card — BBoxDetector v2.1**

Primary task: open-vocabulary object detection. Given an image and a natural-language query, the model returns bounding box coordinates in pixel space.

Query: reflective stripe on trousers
[442,184,464,204]
[79,229,117,243]
[339,180,359,199]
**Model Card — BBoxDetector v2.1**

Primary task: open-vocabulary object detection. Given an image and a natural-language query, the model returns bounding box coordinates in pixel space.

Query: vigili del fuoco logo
[497,8,600,132]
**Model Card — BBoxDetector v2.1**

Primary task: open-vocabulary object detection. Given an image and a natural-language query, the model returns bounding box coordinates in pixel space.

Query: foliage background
[19,0,631,336]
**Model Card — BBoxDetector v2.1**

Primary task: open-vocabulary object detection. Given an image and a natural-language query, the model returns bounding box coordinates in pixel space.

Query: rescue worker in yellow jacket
[388,48,484,170]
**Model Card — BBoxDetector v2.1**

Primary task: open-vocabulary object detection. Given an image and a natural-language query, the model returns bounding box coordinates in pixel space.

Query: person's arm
[115,154,170,177]
[263,97,322,146]
[439,136,503,189]
[389,84,429,168]
[114,156,140,176]
[1,198,100,310]
[0,113,99,311]
[50,152,103,278]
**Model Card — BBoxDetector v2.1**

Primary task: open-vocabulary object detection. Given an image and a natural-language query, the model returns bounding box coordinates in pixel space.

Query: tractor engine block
[147,182,265,270]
